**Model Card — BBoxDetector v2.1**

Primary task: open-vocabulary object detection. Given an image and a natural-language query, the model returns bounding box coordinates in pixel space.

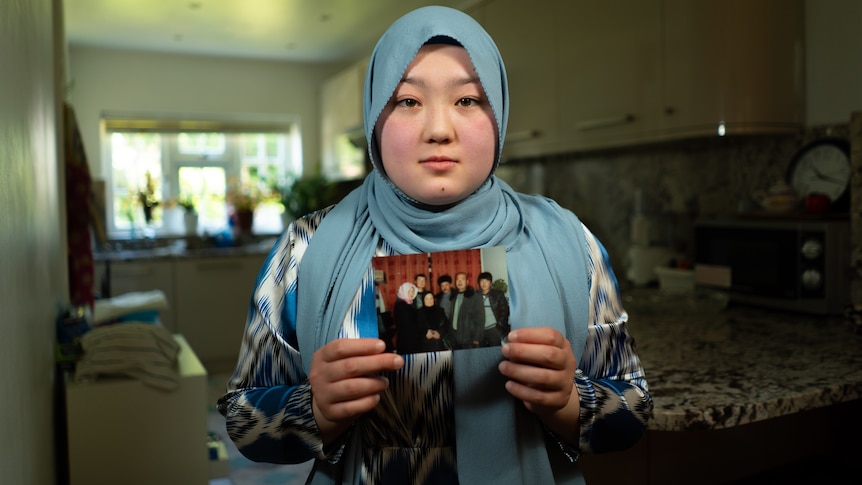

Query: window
[103,116,302,238]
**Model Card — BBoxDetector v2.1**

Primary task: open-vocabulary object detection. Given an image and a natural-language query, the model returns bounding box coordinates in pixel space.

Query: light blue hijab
[297,6,588,484]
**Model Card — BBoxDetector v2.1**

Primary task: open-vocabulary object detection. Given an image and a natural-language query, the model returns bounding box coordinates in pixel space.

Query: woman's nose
[425,104,453,143]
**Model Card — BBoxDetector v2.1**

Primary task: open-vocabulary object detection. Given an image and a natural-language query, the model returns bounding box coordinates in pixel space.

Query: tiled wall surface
[850,112,862,304]
[499,122,853,290]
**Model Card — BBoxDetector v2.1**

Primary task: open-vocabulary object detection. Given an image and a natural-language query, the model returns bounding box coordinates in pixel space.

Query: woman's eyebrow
[400,75,482,89]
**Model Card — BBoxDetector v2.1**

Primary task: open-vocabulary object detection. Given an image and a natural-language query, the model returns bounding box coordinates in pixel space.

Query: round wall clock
[787,138,851,206]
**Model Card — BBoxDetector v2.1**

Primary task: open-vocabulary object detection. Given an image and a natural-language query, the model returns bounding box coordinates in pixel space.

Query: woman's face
[377,44,497,206]
[423,292,435,307]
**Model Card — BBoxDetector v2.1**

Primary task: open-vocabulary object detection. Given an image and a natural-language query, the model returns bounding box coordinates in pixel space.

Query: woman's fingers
[499,327,576,411]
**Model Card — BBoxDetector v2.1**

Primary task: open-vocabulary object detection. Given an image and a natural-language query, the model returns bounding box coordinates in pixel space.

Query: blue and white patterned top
[218,208,653,483]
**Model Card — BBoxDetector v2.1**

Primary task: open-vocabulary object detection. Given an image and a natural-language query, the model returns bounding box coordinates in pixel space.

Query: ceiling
[64,0,479,63]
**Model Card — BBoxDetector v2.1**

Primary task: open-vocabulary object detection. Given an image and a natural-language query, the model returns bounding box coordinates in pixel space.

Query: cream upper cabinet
[478,0,560,159]
[558,0,664,152]
[661,0,804,137]
[472,0,804,156]
[320,58,368,180]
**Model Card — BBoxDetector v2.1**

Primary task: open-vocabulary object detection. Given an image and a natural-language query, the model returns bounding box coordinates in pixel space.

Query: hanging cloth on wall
[64,102,96,309]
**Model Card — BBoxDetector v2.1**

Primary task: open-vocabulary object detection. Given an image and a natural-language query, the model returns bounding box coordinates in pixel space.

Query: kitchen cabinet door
[480,0,561,159]
[320,58,368,180]
[101,260,177,332]
[174,254,266,372]
[661,0,804,137]
[557,0,664,152]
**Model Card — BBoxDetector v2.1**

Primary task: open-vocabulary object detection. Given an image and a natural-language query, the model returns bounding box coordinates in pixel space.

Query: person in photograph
[435,273,454,320]
[375,282,396,352]
[448,271,484,349]
[478,271,510,345]
[417,291,449,352]
[393,281,422,354]
[219,6,652,484]
[413,273,429,308]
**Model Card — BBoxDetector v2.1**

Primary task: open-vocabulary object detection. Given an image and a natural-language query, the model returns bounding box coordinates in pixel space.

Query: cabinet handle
[575,114,635,131]
[195,262,242,272]
[113,266,152,276]
[506,130,540,142]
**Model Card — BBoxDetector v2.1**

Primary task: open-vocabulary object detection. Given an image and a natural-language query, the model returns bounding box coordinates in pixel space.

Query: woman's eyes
[397,98,420,108]
[395,97,482,108]
[456,97,481,107]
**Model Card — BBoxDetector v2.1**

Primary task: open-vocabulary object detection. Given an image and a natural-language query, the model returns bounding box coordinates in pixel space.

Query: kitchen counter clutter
[627,295,862,432]
[93,236,276,262]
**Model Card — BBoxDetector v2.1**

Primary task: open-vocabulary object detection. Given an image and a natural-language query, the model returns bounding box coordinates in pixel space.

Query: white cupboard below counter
[95,253,267,373]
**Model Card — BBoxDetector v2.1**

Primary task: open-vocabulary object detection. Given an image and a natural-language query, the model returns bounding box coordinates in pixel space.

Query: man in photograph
[477,272,510,346]
[414,273,428,308]
[448,272,483,349]
[435,274,454,320]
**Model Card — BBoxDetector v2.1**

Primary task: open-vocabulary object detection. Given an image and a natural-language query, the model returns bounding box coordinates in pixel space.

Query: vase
[236,209,254,234]
[143,204,155,224]
[183,212,199,236]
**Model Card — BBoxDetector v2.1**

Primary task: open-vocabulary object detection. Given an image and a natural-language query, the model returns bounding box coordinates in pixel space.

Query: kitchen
[3,0,862,484]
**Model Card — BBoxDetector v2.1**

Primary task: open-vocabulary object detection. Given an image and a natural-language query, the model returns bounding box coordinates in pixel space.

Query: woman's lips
[420,156,457,170]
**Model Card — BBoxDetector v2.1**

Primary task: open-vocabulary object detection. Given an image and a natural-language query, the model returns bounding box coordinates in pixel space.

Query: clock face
[789,141,851,202]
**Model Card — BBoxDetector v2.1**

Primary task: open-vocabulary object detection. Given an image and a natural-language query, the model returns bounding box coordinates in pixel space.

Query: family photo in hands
[372,247,510,354]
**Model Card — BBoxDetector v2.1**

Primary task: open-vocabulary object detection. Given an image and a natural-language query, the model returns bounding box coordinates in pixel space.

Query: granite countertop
[93,237,276,262]
[626,291,862,432]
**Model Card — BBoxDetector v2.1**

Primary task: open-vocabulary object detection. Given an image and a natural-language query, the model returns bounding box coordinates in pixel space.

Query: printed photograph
[371,247,510,354]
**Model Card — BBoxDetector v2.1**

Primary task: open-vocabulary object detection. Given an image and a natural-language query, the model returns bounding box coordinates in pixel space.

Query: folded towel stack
[74,323,181,391]
[93,289,169,325]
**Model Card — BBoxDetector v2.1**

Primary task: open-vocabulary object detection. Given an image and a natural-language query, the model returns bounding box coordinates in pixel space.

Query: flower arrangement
[176,195,196,213]
[226,176,266,212]
[138,171,160,223]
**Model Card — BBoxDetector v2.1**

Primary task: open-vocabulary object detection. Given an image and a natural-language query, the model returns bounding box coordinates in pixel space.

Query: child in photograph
[218,6,652,484]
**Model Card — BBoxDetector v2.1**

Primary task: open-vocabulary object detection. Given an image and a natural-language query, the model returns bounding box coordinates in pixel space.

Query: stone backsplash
[850,111,862,304]
[497,121,855,295]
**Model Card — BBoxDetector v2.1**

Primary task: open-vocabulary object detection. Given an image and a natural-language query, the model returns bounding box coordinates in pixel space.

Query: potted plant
[226,176,263,234]
[278,174,336,223]
[138,171,160,224]
[177,195,198,235]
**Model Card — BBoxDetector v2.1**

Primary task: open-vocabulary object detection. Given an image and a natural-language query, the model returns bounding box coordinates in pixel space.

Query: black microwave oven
[694,219,851,314]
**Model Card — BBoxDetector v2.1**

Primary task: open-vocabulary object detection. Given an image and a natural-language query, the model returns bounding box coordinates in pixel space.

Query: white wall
[68,46,341,178]
[805,0,862,126]
[0,0,67,483]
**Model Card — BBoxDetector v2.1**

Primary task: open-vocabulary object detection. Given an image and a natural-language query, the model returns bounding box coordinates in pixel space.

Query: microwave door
[696,228,799,298]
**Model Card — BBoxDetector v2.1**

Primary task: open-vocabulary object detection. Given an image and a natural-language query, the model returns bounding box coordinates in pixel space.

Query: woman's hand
[309,338,404,446]
[499,327,580,444]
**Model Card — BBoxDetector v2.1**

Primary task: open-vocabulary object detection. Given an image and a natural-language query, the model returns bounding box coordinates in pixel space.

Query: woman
[393,282,421,354]
[417,291,449,352]
[219,6,652,484]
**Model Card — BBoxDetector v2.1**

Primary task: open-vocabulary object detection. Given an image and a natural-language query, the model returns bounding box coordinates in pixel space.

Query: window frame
[100,113,302,239]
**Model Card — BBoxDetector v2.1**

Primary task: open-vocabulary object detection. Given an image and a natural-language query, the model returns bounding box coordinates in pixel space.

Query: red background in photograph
[373,249,482,311]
